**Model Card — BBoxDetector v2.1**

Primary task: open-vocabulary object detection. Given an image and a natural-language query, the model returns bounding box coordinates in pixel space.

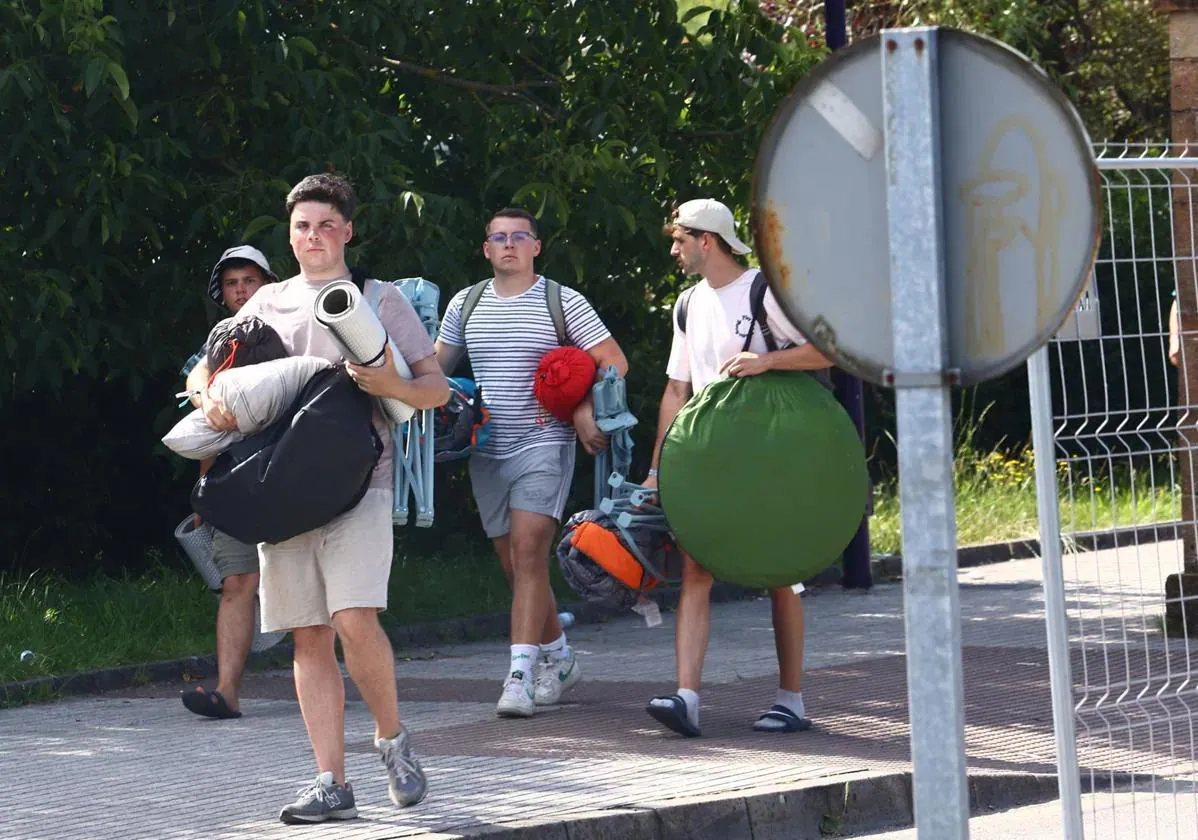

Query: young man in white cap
[180,244,278,721]
[643,198,832,737]
[435,207,627,719]
[187,174,449,822]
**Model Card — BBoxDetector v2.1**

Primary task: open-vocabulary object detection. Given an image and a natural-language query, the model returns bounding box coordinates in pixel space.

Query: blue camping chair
[591,365,638,508]
[385,278,440,528]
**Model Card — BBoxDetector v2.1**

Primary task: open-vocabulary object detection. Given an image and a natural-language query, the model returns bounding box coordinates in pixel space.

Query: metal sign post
[883,29,970,839]
[753,23,1100,840]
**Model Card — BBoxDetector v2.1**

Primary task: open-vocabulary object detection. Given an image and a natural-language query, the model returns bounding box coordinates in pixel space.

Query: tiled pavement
[4,549,1197,839]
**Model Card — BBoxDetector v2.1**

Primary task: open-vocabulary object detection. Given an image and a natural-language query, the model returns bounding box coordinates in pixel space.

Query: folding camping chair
[387,278,440,528]
[591,365,638,508]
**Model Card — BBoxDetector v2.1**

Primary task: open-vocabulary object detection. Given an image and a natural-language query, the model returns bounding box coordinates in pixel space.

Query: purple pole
[824,0,872,589]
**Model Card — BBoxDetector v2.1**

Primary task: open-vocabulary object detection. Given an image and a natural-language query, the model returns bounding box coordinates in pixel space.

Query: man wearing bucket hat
[179,244,278,721]
[643,199,833,738]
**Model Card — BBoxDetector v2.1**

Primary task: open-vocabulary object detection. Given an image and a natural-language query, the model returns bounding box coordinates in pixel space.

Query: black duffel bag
[192,365,383,544]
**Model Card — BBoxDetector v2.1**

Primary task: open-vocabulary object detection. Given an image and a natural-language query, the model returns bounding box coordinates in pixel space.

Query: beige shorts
[258,488,394,633]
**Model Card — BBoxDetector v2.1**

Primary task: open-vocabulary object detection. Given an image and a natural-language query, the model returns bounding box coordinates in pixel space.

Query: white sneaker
[534,649,582,706]
[496,672,535,718]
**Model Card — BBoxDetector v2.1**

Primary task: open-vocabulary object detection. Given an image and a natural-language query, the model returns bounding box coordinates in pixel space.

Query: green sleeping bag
[659,372,868,589]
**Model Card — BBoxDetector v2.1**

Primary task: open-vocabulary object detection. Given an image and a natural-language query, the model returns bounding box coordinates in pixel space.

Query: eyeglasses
[485,231,537,245]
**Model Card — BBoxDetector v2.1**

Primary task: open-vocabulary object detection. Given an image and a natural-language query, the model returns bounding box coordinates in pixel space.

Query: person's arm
[186,359,237,431]
[572,336,631,455]
[643,377,693,489]
[719,342,832,378]
[347,349,450,409]
[434,340,466,376]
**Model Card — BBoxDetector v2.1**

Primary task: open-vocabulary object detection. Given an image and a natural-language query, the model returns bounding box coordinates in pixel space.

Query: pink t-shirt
[234,273,436,490]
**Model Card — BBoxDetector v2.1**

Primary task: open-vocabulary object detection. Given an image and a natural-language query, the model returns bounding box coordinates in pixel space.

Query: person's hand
[193,513,204,528]
[200,388,237,432]
[720,351,772,378]
[573,402,609,455]
[1170,337,1181,368]
[347,344,404,397]
[641,474,658,491]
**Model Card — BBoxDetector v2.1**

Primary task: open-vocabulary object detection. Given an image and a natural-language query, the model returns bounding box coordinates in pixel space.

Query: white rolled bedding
[313,279,416,424]
[162,355,333,459]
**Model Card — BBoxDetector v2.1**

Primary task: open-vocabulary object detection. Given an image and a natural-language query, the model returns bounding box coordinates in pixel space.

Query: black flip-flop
[646,694,701,737]
[181,687,242,719]
[752,704,812,733]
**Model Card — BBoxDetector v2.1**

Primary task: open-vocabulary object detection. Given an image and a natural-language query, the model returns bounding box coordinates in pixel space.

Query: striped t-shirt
[440,276,611,459]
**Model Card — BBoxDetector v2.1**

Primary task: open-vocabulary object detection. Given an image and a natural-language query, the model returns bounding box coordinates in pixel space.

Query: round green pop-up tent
[659,372,868,589]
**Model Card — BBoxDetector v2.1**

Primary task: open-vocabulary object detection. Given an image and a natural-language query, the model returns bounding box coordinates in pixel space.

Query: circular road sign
[752,29,1101,387]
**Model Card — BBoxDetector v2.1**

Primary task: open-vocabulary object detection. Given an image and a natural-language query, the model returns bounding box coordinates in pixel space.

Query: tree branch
[377,54,557,96]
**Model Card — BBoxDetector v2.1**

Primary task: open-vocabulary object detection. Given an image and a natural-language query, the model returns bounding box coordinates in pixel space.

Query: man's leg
[181,532,260,719]
[331,607,400,742]
[647,551,712,736]
[771,586,805,692]
[751,585,811,733]
[213,571,259,711]
[494,534,563,644]
[508,509,560,643]
[292,624,346,781]
[319,488,428,808]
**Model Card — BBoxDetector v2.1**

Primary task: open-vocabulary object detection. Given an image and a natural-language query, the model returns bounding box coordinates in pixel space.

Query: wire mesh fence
[1037,142,1198,838]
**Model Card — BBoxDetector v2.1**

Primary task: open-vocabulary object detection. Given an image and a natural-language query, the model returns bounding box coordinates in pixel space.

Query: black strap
[458,279,490,334]
[459,277,567,345]
[742,271,778,353]
[544,278,567,345]
[674,286,695,334]
[349,266,370,293]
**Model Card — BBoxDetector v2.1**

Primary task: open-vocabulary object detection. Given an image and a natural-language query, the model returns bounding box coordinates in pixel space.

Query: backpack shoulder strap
[350,266,369,294]
[744,270,778,353]
[458,279,490,335]
[674,286,696,335]
[544,277,567,346]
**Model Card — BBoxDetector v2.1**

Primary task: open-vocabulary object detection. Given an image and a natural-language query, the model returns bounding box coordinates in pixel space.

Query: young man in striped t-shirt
[436,208,628,718]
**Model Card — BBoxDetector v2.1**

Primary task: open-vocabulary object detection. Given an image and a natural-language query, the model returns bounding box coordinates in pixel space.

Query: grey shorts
[468,443,576,538]
[212,529,260,580]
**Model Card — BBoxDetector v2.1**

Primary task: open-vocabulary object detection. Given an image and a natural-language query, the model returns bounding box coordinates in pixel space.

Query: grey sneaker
[376,728,428,807]
[278,771,358,824]
[534,649,582,706]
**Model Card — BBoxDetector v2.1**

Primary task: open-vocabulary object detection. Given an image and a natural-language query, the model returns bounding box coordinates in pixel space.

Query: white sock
[650,688,700,726]
[509,644,539,683]
[775,689,805,719]
[677,688,700,727]
[541,633,568,659]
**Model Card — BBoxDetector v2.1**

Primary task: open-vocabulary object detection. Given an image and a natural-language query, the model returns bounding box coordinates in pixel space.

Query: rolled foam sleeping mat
[658,372,869,589]
[174,514,221,591]
[313,279,416,424]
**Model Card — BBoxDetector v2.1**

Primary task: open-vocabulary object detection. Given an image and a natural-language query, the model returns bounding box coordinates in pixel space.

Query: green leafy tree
[1,0,821,571]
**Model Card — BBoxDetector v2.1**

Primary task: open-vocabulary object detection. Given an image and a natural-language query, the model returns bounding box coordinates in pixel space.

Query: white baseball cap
[672,199,752,255]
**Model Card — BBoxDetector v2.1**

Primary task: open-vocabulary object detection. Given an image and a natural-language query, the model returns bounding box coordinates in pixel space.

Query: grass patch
[0,565,216,685]
[870,428,1180,555]
[0,535,577,686]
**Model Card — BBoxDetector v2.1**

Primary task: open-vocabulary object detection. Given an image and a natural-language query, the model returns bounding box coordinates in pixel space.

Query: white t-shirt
[439,276,611,459]
[665,269,808,392]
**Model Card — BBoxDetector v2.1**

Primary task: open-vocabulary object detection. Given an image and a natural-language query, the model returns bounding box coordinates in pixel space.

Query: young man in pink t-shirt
[186,174,449,823]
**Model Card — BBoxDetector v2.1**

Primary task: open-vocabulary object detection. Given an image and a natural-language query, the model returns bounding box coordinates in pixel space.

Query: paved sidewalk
[3,550,1196,839]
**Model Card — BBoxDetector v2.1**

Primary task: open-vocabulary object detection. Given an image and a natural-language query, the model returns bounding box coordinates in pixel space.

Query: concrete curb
[435,770,1066,839]
[848,520,1182,583]
[0,582,755,707]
